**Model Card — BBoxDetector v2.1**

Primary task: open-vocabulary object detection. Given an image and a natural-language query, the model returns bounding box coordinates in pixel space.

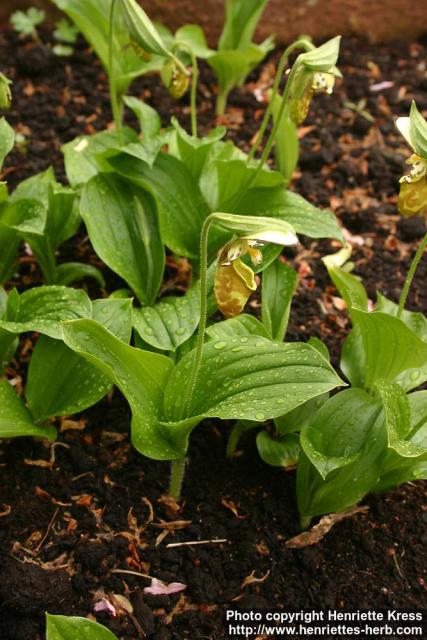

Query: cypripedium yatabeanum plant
[396,101,427,218]
[0,73,12,111]
[248,36,341,187]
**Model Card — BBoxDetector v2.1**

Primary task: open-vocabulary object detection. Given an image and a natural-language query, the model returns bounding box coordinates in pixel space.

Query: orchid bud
[161,58,189,99]
[0,73,12,110]
[398,180,427,217]
[122,0,170,57]
[130,39,153,62]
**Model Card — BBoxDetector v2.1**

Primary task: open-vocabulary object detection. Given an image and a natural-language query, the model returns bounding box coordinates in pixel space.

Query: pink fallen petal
[143,578,187,596]
[369,81,394,92]
[94,598,117,616]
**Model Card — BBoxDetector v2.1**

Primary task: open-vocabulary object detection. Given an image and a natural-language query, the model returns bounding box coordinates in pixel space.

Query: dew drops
[255,413,265,421]
[214,341,227,350]
[175,327,185,336]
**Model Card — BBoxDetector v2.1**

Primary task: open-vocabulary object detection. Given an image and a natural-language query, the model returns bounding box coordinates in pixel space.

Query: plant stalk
[169,457,187,499]
[108,0,123,144]
[247,38,314,163]
[189,51,199,138]
[397,229,427,318]
[182,214,216,417]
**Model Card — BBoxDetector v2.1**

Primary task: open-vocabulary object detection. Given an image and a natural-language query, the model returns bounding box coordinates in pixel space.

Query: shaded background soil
[0,25,426,640]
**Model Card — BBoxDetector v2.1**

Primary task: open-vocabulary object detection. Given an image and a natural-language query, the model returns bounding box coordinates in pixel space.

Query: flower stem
[169,457,187,499]
[397,229,427,318]
[247,38,314,163]
[182,214,216,418]
[189,51,198,137]
[108,0,123,144]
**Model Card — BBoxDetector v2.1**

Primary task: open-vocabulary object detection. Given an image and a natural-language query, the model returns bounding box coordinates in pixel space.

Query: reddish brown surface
[1,0,427,43]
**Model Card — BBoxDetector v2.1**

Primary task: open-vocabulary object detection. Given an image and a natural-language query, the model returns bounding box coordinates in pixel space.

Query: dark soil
[0,24,427,640]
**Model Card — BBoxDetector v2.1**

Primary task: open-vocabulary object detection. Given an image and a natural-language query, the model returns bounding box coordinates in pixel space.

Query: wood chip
[241,569,271,589]
[286,506,369,548]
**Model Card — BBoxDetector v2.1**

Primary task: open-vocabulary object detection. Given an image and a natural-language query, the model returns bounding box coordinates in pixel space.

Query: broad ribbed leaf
[297,388,385,518]
[376,390,427,491]
[81,173,164,304]
[107,152,210,258]
[0,286,92,339]
[0,118,14,171]
[61,319,183,459]
[219,0,270,50]
[350,309,427,391]
[133,285,200,352]
[0,199,46,236]
[236,186,343,242]
[0,380,55,440]
[375,379,425,458]
[324,264,368,321]
[46,613,117,640]
[55,262,105,287]
[206,314,268,340]
[262,259,297,341]
[375,293,427,341]
[164,336,345,422]
[62,128,138,188]
[174,24,213,59]
[169,118,226,181]
[256,431,299,467]
[27,299,132,420]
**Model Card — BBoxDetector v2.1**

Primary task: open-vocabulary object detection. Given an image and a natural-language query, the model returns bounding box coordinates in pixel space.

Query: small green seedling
[11,8,45,43]
[343,98,374,123]
[53,18,79,56]
[46,613,117,640]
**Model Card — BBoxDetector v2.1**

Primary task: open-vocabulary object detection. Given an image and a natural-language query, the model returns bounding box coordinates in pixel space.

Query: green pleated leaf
[375,379,425,458]
[133,285,200,352]
[107,152,210,258]
[163,336,345,423]
[375,390,427,492]
[0,198,46,236]
[27,299,132,420]
[55,262,105,287]
[0,286,92,339]
[256,431,300,468]
[0,380,56,440]
[46,613,117,640]
[324,263,368,321]
[206,314,269,341]
[174,24,213,59]
[235,186,343,242]
[169,118,226,181]
[375,293,427,342]
[261,259,297,341]
[349,309,427,391]
[218,0,270,50]
[81,173,164,304]
[297,388,385,518]
[62,128,138,188]
[122,0,171,57]
[61,318,183,459]
[0,118,14,172]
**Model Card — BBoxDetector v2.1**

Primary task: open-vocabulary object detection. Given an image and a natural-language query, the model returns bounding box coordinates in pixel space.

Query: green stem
[397,229,427,318]
[169,457,187,499]
[108,0,123,144]
[226,423,242,458]
[216,91,228,117]
[189,51,198,138]
[247,38,314,163]
[300,514,312,530]
[182,214,216,418]
[173,43,198,137]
